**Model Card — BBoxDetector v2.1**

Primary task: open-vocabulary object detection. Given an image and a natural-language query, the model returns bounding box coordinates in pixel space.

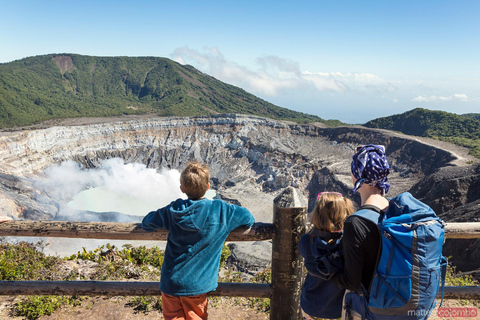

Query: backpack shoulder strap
[353,205,384,224]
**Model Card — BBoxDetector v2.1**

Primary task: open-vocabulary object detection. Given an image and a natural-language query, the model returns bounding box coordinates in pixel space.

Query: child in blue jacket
[298,191,354,320]
[141,161,255,320]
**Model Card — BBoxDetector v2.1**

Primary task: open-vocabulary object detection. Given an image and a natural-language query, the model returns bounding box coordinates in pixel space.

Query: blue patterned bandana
[351,144,390,195]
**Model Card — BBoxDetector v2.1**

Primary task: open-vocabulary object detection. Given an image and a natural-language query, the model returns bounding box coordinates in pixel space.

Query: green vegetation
[15,296,84,319]
[247,269,272,312]
[0,54,331,128]
[445,260,479,307]
[1,240,165,319]
[1,239,271,319]
[0,240,86,319]
[364,108,480,158]
[66,243,164,271]
[0,240,63,281]
[446,263,477,287]
[464,113,480,121]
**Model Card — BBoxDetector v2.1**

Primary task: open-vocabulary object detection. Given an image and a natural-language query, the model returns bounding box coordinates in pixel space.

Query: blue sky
[1,0,479,123]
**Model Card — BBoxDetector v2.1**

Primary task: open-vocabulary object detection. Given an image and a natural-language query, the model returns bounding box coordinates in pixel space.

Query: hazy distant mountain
[0,54,336,128]
[364,108,480,158]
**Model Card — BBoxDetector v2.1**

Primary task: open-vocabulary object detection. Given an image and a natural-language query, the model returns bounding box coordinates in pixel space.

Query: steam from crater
[39,158,185,220]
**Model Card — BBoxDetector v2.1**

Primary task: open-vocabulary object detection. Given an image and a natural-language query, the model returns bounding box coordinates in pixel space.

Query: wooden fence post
[270,187,308,320]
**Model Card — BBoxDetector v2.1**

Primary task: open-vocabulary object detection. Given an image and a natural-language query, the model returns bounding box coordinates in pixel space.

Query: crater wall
[0,114,460,222]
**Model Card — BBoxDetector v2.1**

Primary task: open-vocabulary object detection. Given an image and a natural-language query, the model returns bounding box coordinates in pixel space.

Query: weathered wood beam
[0,281,272,298]
[0,221,274,241]
[0,281,480,300]
[270,187,307,320]
[1,221,479,240]
[441,286,480,300]
[444,222,480,239]
[0,281,477,300]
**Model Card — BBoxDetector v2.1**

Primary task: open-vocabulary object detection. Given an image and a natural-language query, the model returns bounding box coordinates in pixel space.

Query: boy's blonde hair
[309,192,354,232]
[180,161,210,200]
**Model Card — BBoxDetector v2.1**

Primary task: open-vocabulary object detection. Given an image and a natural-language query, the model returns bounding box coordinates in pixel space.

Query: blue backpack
[344,192,447,320]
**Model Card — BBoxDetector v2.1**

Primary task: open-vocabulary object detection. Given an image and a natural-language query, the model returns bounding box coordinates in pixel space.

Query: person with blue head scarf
[351,144,391,195]
[331,144,392,319]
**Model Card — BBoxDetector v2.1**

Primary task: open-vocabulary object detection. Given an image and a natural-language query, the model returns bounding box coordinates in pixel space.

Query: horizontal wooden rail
[444,222,480,239]
[0,221,275,241]
[442,286,480,300]
[0,281,477,300]
[0,281,272,298]
[1,221,479,240]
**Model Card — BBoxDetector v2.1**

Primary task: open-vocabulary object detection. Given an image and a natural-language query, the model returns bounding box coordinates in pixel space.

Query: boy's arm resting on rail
[141,207,169,232]
[226,203,255,232]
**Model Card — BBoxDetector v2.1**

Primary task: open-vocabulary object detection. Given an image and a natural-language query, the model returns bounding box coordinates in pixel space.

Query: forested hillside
[464,113,480,121]
[0,54,330,128]
[364,108,480,158]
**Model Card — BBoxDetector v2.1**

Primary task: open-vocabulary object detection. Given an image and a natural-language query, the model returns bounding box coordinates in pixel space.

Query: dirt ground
[1,296,477,320]
[0,295,269,320]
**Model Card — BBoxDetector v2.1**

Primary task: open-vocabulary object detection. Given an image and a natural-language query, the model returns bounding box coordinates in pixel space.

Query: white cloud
[412,94,469,102]
[170,47,479,123]
[171,46,396,97]
[302,71,396,94]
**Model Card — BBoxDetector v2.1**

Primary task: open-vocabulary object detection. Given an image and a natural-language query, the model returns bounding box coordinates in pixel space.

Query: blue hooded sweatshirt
[141,198,255,296]
[298,229,345,319]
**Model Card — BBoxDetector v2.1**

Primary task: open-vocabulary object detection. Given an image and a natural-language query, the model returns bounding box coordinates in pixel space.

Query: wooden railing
[1,187,480,319]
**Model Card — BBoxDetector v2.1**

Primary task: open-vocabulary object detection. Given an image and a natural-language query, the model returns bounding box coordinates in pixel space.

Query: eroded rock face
[409,164,480,218]
[0,114,478,270]
[226,241,273,275]
[0,114,462,222]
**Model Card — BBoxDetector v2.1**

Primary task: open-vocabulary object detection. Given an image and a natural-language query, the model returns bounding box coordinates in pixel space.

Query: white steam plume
[40,158,185,220]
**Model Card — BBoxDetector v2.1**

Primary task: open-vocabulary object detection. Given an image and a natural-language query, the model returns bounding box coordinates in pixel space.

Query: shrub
[15,295,83,320]
[247,269,272,313]
[0,240,62,280]
[445,260,479,307]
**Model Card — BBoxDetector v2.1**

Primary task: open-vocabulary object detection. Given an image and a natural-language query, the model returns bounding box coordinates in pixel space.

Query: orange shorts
[161,292,208,320]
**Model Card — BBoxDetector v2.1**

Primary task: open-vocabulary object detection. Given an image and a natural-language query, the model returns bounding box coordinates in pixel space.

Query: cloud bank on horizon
[172,46,478,124]
[173,46,395,96]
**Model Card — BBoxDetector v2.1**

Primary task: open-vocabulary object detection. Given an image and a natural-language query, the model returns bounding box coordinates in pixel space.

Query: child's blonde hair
[180,161,210,200]
[309,192,354,232]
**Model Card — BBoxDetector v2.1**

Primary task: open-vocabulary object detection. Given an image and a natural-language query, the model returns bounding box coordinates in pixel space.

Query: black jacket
[330,213,380,291]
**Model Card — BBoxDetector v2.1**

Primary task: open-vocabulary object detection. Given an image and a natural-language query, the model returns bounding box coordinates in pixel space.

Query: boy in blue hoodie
[141,161,255,320]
